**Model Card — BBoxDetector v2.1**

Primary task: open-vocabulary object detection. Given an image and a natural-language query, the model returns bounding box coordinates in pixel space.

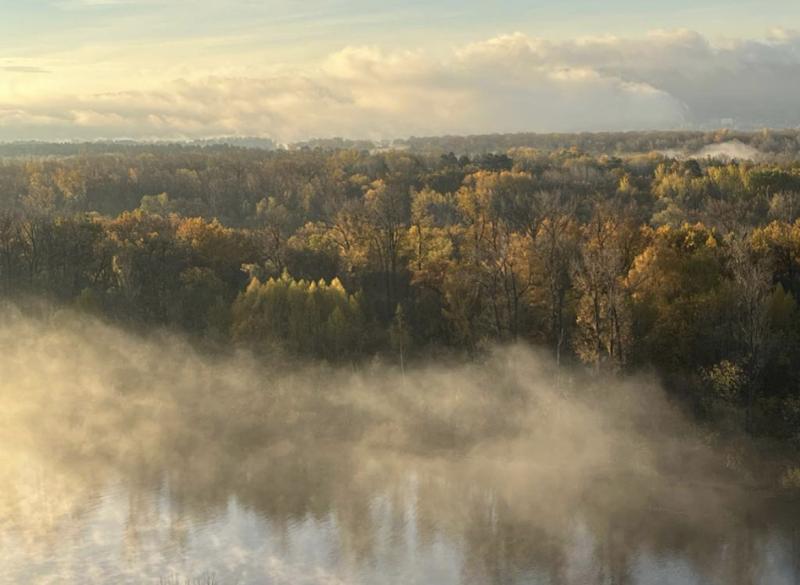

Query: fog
[658,140,764,161]
[1,304,798,584]
[693,140,763,161]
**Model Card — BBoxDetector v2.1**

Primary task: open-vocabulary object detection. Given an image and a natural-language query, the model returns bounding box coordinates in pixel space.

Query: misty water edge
[2,306,800,585]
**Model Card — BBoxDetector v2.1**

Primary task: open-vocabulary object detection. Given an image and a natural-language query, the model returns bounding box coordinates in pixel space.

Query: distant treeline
[1,137,800,438]
[396,129,800,157]
[4,128,800,158]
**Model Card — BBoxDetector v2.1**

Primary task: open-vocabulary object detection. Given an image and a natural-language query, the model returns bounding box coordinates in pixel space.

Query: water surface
[2,311,800,584]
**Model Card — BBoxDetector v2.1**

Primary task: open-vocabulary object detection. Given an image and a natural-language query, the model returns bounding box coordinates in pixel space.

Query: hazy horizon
[0,129,790,148]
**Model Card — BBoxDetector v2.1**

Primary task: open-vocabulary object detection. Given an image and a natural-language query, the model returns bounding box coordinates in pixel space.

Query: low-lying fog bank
[1,304,798,584]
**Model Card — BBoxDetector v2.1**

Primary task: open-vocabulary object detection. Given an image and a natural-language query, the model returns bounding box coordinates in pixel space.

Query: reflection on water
[1,309,800,584]
[4,439,800,584]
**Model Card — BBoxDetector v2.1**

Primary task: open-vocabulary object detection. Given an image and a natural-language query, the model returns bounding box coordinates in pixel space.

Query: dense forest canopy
[2,130,800,439]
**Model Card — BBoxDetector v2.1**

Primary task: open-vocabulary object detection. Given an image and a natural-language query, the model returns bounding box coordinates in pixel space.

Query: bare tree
[728,235,773,432]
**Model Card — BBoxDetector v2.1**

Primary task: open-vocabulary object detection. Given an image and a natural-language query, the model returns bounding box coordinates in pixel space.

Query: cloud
[0,30,798,141]
[0,66,51,74]
[458,29,800,128]
[53,0,155,8]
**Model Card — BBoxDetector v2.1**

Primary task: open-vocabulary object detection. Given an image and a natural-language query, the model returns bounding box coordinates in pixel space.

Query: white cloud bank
[1,29,799,141]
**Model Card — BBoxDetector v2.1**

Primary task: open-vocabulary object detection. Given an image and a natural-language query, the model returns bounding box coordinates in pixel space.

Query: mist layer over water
[1,306,799,585]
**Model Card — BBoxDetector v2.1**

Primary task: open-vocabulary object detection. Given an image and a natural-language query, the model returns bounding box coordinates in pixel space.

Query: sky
[1,0,799,141]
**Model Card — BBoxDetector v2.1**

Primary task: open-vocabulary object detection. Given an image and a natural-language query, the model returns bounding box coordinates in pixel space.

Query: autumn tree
[572,206,642,371]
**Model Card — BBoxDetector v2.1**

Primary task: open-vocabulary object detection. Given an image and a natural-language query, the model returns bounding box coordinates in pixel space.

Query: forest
[1,130,800,440]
